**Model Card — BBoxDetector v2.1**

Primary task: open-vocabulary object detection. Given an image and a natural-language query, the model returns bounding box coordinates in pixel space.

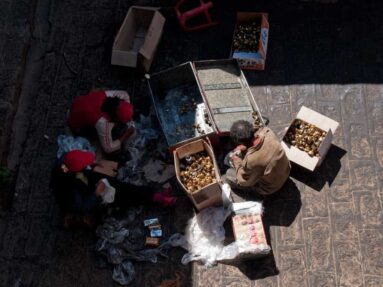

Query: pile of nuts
[180,152,217,193]
[180,98,197,114]
[252,112,264,130]
[204,109,212,126]
[233,21,261,52]
[284,119,327,157]
[192,123,205,135]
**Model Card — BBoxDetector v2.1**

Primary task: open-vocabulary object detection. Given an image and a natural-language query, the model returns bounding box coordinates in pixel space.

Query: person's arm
[105,90,130,103]
[95,180,106,196]
[231,151,262,187]
[95,118,121,153]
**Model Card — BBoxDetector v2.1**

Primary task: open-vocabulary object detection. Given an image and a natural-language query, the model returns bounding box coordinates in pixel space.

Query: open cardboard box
[281,106,339,171]
[230,213,270,260]
[174,139,222,211]
[231,12,269,70]
[111,6,165,72]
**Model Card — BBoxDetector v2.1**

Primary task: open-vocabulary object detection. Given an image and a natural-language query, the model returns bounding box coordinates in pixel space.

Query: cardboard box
[93,160,118,177]
[111,6,165,72]
[232,213,267,246]
[174,139,222,211]
[229,212,270,261]
[281,106,339,171]
[231,12,269,70]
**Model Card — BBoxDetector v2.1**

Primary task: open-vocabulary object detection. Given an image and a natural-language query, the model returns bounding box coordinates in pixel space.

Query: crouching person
[67,90,135,154]
[224,120,291,195]
[51,150,176,229]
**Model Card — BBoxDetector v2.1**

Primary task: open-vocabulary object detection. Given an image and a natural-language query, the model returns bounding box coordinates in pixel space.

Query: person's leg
[222,167,239,188]
[110,180,176,208]
[111,181,155,207]
[222,168,260,196]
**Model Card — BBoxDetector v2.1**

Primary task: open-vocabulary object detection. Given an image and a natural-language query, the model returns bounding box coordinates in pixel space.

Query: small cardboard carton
[218,203,270,263]
[111,6,165,72]
[174,139,222,211]
[93,160,118,178]
[231,12,269,70]
[232,213,267,246]
[281,106,339,171]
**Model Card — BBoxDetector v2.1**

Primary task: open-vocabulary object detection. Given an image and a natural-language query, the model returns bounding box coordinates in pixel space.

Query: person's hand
[92,162,104,169]
[120,126,135,142]
[95,181,106,196]
[230,151,241,162]
[234,144,247,152]
[230,145,247,163]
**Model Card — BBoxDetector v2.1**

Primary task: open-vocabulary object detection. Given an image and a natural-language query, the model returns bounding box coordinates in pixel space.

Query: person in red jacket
[67,90,135,154]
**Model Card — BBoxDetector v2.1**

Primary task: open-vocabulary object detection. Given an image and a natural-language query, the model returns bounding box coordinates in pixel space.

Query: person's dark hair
[230,120,254,145]
[101,97,121,121]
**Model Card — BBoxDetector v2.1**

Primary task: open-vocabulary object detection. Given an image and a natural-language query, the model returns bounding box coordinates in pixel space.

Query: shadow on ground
[227,179,301,280]
[290,144,347,191]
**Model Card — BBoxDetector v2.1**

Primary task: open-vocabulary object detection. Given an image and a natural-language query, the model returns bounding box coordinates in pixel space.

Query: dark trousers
[108,178,156,208]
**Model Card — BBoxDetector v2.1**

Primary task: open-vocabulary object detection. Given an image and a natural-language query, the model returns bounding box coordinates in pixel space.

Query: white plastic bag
[180,184,270,266]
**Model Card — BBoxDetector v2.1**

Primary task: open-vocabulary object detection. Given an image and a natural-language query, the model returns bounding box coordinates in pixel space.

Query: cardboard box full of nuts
[174,139,222,211]
[281,106,339,171]
[231,12,269,70]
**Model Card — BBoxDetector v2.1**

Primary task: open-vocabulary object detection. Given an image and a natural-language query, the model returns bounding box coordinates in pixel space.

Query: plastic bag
[56,135,96,158]
[112,260,135,285]
[107,246,126,265]
[118,115,160,185]
[96,209,184,285]
[181,206,232,266]
[180,184,268,266]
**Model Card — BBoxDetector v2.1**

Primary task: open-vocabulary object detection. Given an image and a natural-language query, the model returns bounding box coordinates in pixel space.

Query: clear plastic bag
[112,260,135,285]
[180,184,270,266]
[118,115,160,186]
[96,209,185,285]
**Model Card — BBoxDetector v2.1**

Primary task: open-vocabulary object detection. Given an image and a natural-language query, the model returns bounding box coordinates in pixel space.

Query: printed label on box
[150,228,162,237]
[144,218,159,226]
[260,28,268,57]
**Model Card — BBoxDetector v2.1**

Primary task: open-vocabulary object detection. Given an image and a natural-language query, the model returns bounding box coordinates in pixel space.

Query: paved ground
[0,0,382,286]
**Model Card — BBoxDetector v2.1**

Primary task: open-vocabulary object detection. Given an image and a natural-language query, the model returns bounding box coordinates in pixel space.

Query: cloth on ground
[57,134,96,158]
[142,159,175,184]
[118,114,174,186]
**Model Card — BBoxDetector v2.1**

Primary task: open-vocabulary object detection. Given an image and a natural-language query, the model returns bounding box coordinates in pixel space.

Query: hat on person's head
[116,101,134,123]
[63,150,95,172]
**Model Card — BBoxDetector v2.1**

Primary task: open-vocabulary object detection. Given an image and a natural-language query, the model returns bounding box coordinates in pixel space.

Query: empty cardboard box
[281,106,339,171]
[111,6,165,72]
[174,139,222,211]
[231,12,269,70]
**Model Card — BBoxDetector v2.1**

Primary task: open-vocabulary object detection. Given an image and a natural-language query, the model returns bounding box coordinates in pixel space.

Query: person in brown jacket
[224,120,291,195]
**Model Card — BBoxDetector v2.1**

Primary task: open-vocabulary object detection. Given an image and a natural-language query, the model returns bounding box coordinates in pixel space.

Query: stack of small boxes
[144,218,162,247]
